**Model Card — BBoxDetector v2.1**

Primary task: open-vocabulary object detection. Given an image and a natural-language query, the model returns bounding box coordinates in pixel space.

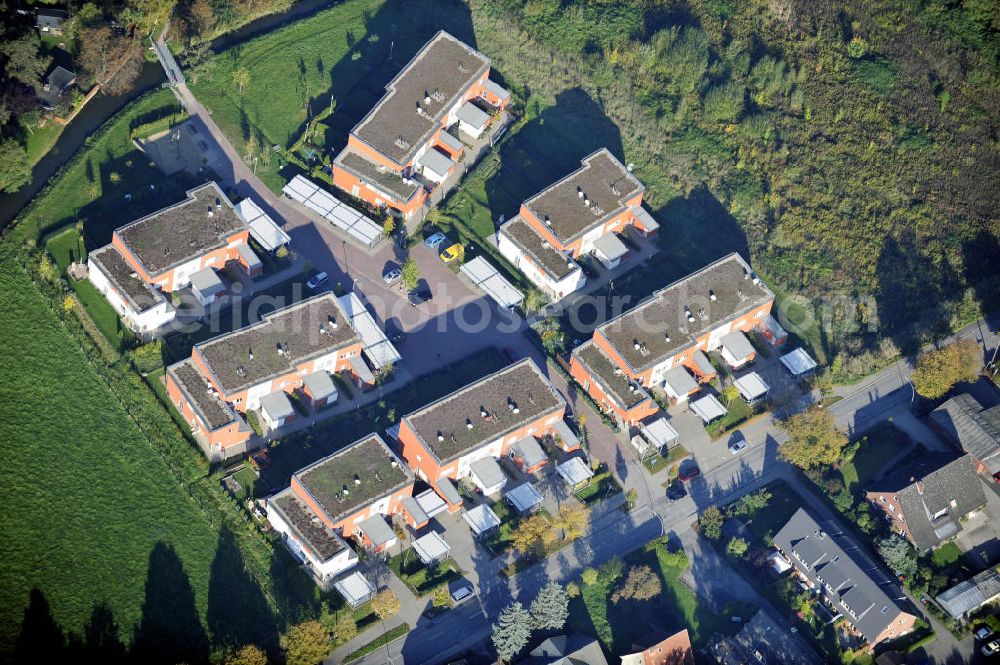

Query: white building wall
[310,349,342,374]
[170,255,204,290]
[456,440,504,480]
[577,222,613,256]
[497,232,586,300]
[87,257,176,333]
[267,499,359,586]
[245,381,275,411]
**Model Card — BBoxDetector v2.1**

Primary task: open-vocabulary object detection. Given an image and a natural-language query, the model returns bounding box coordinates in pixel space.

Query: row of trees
[510,503,590,557]
[492,581,569,662]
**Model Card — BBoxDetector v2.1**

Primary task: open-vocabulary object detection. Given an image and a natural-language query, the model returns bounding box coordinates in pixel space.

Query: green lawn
[705,398,761,439]
[23,120,64,166]
[573,470,622,505]
[840,422,910,494]
[568,540,737,654]
[642,444,689,474]
[0,246,278,659]
[386,552,461,596]
[344,623,410,662]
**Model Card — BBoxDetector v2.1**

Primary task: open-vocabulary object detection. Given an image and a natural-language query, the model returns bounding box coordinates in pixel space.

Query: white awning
[460,256,524,309]
[690,395,727,423]
[337,292,401,369]
[412,532,450,564]
[236,198,291,251]
[505,483,543,514]
[640,417,679,448]
[283,175,382,248]
[463,504,501,536]
[734,372,770,401]
[557,457,594,487]
[333,571,376,607]
[780,348,818,376]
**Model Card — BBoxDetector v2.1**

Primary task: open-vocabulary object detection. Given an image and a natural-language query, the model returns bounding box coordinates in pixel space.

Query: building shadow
[131,542,210,665]
[207,526,280,655]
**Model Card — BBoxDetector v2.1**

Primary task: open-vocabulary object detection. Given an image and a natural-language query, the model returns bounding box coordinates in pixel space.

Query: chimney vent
[709,290,717,301]
[466,419,474,430]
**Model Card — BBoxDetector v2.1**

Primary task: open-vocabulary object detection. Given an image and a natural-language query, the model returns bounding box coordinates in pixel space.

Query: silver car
[382,268,402,285]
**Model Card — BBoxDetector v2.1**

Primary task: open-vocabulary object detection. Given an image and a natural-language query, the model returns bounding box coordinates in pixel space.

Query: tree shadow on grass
[14,588,65,663]
[961,229,1000,321]
[207,526,280,656]
[13,590,129,664]
[131,542,210,665]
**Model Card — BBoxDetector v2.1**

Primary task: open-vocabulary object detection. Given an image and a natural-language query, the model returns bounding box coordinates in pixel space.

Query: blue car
[424,231,447,249]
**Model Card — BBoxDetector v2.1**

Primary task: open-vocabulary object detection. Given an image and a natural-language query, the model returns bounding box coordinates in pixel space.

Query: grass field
[0,247,280,659]
[17,88,206,247]
[23,120,64,166]
[840,422,910,495]
[568,540,736,654]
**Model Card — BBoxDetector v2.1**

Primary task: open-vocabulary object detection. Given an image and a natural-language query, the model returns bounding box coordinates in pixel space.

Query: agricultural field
[0,247,278,661]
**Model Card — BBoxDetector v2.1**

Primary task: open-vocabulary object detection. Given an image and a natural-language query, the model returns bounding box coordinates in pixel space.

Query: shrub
[699,505,724,540]
[565,581,581,598]
[581,568,599,586]
[598,556,624,584]
[611,565,662,603]
[727,537,749,557]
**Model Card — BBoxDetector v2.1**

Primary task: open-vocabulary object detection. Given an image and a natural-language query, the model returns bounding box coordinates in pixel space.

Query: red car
[678,465,701,482]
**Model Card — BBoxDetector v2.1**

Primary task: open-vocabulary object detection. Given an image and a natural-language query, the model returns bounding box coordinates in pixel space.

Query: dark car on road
[667,482,687,502]
[678,464,701,483]
[408,287,432,306]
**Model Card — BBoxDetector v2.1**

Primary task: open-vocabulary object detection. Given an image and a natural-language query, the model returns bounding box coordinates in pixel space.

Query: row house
[166,293,372,459]
[331,31,510,220]
[497,149,658,299]
[774,508,918,649]
[87,182,261,333]
[267,434,428,587]
[865,453,985,552]
[396,359,571,511]
[569,253,778,426]
[929,392,1000,480]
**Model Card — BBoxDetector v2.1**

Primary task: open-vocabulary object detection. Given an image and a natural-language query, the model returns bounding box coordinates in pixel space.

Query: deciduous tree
[511,513,555,557]
[530,581,569,630]
[233,66,251,95]
[78,28,143,96]
[491,602,532,663]
[0,138,31,193]
[580,568,599,586]
[280,621,329,665]
[911,339,980,399]
[726,537,749,557]
[778,406,848,469]
[370,589,400,620]
[0,35,51,88]
[699,505,724,540]
[611,565,662,603]
[330,613,356,644]
[555,503,589,540]
[224,644,268,665]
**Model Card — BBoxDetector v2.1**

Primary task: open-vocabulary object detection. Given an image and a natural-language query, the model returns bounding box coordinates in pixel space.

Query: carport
[460,256,524,309]
[415,488,448,518]
[663,366,699,402]
[690,394,728,424]
[333,570,376,608]
[505,482,543,515]
[463,504,501,538]
[719,330,755,369]
[557,457,594,489]
[412,531,451,565]
[282,175,383,250]
[236,198,291,251]
[780,348,818,378]
[337,292,401,369]
[639,417,679,451]
[734,372,770,405]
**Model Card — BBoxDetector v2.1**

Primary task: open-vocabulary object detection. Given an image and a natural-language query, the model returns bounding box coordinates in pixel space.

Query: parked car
[305,271,329,290]
[667,482,687,502]
[450,581,474,604]
[408,288,432,306]
[975,627,994,641]
[982,640,1000,657]
[424,231,447,249]
[678,465,701,483]
[382,267,402,285]
[440,243,463,263]
[728,433,748,455]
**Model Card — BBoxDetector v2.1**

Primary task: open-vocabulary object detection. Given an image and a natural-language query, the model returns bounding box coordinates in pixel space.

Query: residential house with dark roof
[87,182,260,333]
[865,453,985,551]
[38,65,76,110]
[267,433,425,569]
[517,633,608,665]
[331,31,510,220]
[569,253,776,425]
[929,393,1000,478]
[165,293,373,459]
[396,359,567,511]
[497,148,658,299]
[773,508,917,648]
[36,8,67,33]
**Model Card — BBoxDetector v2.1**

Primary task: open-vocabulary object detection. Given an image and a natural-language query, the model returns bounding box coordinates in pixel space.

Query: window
[888,504,895,513]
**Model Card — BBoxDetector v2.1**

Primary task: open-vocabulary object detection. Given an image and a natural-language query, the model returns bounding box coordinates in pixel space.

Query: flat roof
[259,391,295,420]
[663,366,698,397]
[358,514,396,546]
[333,151,421,202]
[523,149,643,244]
[470,456,507,490]
[196,293,360,394]
[295,434,411,524]
[403,359,563,462]
[302,370,337,400]
[593,233,629,262]
[573,341,650,409]
[596,253,774,373]
[189,267,224,293]
[166,359,237,431]
[333,570,375,605]
[89,245,168,313]
[271,491,348,561]
[417,147,454,177]
[500,216,578,281]
[456,101,491,130]
[720,330,755,360]
[460,256,524,309]
[511,436,546,468]
[352,31,490,166]
[115,182,246,277]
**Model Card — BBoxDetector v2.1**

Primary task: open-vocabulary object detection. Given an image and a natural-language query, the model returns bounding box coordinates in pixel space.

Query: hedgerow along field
[0,250,225,655]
